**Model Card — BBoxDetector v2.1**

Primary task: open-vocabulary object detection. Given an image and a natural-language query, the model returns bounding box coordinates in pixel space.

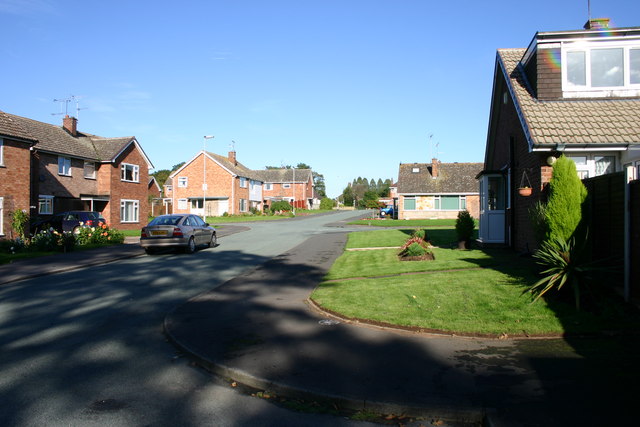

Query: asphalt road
[0,211,380,427]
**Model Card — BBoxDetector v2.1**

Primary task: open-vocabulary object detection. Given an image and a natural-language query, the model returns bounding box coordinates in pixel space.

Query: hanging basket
[518,187,532,197]
[518,170,532,196]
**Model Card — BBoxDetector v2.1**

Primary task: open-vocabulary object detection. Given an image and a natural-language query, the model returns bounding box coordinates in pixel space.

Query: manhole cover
[319,319,340,326]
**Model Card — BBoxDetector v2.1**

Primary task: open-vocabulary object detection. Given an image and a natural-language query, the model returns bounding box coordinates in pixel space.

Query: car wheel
[185,237,196,254]
[207,233,217,248]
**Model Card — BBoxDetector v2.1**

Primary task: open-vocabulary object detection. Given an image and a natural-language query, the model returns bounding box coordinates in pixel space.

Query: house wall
[35,152,99,203]
[397,194,479,220]
[536,47,562,100]
[102,144,151,230]
[486,70,550,252]
[1,138,32,238]
[263,177,313,209]
[171,153,258,215]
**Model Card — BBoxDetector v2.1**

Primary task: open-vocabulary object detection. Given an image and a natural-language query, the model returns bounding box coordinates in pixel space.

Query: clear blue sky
[2,0,639,197]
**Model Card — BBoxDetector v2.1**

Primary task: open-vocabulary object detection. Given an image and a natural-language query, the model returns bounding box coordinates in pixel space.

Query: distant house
[0,111,154,232]
[0,111,37,238]
[169,150,263,216]
[478,19,640,251]
[255,168,315,210]
[396,159,483,219]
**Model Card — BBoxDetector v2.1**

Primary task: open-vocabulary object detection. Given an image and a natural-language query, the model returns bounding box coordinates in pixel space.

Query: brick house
[396,159,482,219]
[254,168,315,210]
[478,19,640,251]
[169,150,263,216]
[0,111,37,238]
[0,111,154,232]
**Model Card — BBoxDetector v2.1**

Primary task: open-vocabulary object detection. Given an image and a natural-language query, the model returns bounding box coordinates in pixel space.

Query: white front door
[479,175,506,244]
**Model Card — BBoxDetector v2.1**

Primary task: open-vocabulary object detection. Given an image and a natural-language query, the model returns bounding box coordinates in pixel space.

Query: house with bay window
[478,19,640,252]
[0,111,154,232]
[396,159,483,220]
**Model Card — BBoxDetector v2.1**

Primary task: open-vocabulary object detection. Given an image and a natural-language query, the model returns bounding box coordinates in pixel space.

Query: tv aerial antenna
[52,95,87,119]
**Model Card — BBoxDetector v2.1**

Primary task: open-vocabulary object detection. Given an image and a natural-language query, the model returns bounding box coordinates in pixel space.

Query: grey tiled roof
[397,162,482,194]
[0,110,37,143]
[499,49,640,146]
[0,111,136,162]
[253,168,312,183]
[206,151,263,181]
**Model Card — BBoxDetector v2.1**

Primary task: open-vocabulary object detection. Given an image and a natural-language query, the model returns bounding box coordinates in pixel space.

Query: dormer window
[563,42,640,95]
[412,167,420,173]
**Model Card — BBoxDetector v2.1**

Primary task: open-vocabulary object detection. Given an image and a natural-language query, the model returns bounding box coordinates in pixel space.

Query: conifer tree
[544,155,587,242]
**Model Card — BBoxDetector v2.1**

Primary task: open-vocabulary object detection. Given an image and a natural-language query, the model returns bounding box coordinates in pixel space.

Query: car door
[191,215,209,245]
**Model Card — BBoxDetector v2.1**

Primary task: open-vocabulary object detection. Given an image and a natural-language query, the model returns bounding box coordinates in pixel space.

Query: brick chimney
[431,158,439,179]
[62,115,77,136]
[584,18,610,30]
[228,151,237,166]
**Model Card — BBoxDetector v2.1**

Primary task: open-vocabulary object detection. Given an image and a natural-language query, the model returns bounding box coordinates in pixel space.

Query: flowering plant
[75,222,124,246]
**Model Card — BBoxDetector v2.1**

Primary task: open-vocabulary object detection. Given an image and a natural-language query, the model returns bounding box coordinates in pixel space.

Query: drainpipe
[231,174,236,215]
[624,168,631,302]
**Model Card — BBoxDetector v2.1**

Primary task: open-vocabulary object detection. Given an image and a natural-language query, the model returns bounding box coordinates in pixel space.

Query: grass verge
[312,229,640,337]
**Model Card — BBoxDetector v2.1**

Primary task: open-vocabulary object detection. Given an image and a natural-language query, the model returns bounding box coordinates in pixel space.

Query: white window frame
[120,199,139,223]
[177,177,188,188]
[239,198,247,212]
[0,197,3,236]
[84,161,96,179]
[178,198,188,210]
[265,183,273,190]
[403,196,416,211]
[239,177,247,188]
[165,185,173,192]
[58,156,71,176]
[0,138,4,166]
[120,163,139,183]
[566,154,617,178]
[39,195,54,214]
[283,183,291,189]
[562,41,640,92]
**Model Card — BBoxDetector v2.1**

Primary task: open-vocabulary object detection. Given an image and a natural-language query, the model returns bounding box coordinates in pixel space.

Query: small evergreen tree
[544,155,587,242]
[455,210,475,243]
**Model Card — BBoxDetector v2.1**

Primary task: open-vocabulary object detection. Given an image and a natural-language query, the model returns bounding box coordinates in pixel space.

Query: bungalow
[396,158,483,220]
[478,19,640,251]
[169,150,263,216]
[0,111,155,232]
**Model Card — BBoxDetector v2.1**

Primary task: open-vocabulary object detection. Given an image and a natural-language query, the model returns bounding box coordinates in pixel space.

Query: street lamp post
[203,135,214,221]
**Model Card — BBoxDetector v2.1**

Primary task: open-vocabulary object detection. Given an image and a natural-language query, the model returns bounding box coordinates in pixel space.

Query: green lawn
[312,228,640,336]
[349,218,469,228]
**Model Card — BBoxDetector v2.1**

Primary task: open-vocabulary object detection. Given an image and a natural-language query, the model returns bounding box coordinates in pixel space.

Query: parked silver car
[140,214,217,254]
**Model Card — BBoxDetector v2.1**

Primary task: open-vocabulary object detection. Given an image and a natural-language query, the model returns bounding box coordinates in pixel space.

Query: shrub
[76,222,125,246]
[529,200,548,244]
[270,200,293,214]
[29,229,71,252]
[10,209,30,240]
[398,236,433,258]
[544,155,587,242]
[455,210,475,242]
[527,230,610,310]
[0,239,26,254]
[411,229,428,240]
[319,197,335,210]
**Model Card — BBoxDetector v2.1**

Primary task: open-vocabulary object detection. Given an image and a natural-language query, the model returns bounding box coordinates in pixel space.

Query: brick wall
[536,47,563,100]
[35,152,99,199]
[105,145,151,230]
[172,153,241,215]
[1,138,31,238]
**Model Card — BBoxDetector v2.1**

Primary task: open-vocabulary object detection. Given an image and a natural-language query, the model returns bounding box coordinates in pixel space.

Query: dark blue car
[31,211,107,235]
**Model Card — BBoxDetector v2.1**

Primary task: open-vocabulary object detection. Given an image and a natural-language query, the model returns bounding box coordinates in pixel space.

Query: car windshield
[148,216,182,226]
